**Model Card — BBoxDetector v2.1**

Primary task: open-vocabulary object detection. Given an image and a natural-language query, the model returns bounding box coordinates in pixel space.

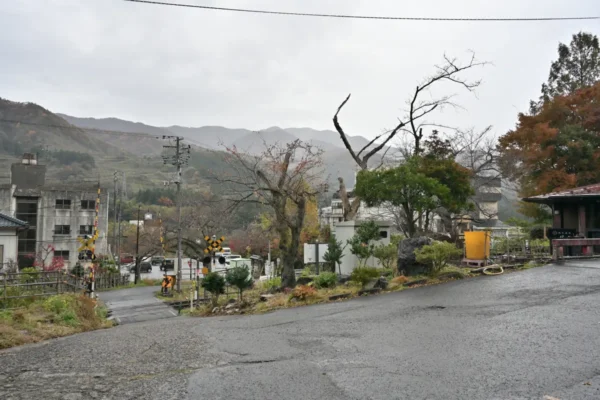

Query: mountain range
[0,98,521,220]
[57,113,385,187]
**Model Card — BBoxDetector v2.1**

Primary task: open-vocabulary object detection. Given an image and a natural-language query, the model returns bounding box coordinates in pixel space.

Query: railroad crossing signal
[203,235,225,254]
[77,234,98,260]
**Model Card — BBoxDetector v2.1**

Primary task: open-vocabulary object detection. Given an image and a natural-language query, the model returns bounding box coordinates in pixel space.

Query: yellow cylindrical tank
[464,231,491,260]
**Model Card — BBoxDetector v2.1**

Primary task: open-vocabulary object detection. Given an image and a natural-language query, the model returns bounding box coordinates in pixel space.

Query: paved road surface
[2,260,600,399]
[99,286,177,325]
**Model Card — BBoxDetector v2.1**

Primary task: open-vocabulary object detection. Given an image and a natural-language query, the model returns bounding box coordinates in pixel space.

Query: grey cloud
[0,0,598,138]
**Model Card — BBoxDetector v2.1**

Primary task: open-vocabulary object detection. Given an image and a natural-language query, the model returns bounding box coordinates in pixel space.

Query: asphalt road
[2,260,600,400]
[99,286,177,324]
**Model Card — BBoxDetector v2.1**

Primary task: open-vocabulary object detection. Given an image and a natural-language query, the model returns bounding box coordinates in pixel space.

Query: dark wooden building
[523,183,600,239]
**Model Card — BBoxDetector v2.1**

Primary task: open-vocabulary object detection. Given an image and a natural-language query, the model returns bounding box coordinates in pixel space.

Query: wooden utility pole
[134,205,141,284]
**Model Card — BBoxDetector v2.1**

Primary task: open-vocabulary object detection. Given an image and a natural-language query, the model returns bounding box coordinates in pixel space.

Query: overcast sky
[1,0,598,139]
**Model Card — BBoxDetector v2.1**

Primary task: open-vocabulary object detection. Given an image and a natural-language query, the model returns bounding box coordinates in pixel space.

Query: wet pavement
[99,286,177,324]
[2,260,600,399]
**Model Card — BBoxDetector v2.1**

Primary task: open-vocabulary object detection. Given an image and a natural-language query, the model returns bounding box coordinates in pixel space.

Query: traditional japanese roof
[0,212,28,229]
[523,183,600,204]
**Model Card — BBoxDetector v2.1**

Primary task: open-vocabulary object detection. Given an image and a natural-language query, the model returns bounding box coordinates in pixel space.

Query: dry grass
[0,294,113,350]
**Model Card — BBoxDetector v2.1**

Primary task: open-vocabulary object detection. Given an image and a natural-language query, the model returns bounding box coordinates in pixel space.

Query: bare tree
[333,53,487,221]
[219,140,325,288]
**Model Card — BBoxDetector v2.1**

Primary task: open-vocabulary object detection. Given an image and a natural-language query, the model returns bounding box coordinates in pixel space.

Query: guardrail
[551,238,600,261]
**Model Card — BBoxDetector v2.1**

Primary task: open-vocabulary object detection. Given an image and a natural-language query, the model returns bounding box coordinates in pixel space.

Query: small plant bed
[177,262,548,318]
[0,294,113,349]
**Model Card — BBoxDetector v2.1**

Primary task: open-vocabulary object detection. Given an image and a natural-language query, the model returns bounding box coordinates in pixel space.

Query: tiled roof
[523,183,600,203]
[0,212,28,228]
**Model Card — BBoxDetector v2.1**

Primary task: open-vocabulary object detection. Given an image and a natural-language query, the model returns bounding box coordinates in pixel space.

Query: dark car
[160,259,175,271]
[151,256,165,266]
[130,262,152,273]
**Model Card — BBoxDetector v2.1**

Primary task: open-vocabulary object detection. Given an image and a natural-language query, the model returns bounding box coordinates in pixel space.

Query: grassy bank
[97,278,162,292]
[0,294,113,349]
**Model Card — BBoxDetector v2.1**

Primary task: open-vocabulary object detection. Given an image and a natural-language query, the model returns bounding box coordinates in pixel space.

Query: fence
[1,270,84,309]
[94,272,130,291]
[489,237,551,261]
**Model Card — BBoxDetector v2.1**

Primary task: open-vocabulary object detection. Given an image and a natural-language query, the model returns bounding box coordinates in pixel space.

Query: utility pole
[116,175,123,270]
[161,136,190,292]
[134,204,141,284]
[113,171,119,259]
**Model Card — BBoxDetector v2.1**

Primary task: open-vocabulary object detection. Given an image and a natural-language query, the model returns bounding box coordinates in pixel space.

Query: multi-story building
[0,153,109,269]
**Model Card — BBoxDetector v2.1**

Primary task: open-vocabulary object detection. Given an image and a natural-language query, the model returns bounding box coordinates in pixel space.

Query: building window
[54,225,71,235]
[379,231,388,239]
[81,200,95,210]
[16,197,38,267]
[55,199,71,209]
[79,225,93,235]
[54,250,69,259]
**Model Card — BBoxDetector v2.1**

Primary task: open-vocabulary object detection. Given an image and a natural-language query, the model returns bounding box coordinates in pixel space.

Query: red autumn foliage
[499,81,600,198]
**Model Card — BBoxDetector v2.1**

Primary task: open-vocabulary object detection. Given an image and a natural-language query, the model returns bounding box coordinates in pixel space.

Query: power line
[124,0,600,22]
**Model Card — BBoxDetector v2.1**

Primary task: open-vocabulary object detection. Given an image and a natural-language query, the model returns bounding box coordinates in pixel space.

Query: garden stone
[227,298,236,304]
[211,307,219,313]
[364,277,388,290]
[260,294,275,302]
[397,237,433,276]
[296,277,313,286]
[225,303,235,310]
[337,274,352,284]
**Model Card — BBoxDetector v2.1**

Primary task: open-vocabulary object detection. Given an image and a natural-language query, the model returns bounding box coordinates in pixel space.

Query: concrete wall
[0,229,18,266]
[334,220,392,276]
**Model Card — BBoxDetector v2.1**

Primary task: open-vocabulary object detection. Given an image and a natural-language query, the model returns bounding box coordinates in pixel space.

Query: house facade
[0,212,28,270]
[0,154,109,270]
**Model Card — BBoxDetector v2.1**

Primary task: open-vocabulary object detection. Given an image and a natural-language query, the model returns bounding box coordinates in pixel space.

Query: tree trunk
[403,203,417,238]
[281,231,300,289]
[338,177,361,221]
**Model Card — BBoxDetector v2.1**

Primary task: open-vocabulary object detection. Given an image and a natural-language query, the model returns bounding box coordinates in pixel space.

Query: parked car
[130,262,152,273]
[120,254,134,264]
[160,259,175,271]
[151,256,165,266]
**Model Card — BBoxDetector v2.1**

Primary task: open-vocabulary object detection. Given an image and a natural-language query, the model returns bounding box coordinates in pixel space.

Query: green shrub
[70,263,85,277]
[373,244,397,269]
[43,294,77,314]
[261,277,281,290]
[350,267,381,287]
[313,272,337,289]
[300,265,315,277]
[201,272,226,306]
[415,242,463,275]
[60,310,79,327]
[379,268,395,279]
[225,267,253,301]
[19,267,39,284]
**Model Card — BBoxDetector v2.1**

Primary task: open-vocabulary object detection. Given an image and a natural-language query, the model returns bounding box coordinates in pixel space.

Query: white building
[0,154,109,270]
[320,175,504,235]
[0,212,28,270]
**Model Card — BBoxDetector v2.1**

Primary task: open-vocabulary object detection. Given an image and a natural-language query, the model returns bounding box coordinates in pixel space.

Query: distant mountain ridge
[57,114,373,155]
[58,113,386,187]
